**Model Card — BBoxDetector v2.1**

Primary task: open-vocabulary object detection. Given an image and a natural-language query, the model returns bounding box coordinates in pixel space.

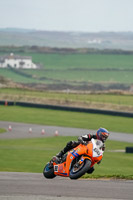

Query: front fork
[76,155,91,166]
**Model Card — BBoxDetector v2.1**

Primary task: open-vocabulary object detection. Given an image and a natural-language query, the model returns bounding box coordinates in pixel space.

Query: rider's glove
[78,136,87,145]
[102,143,106,151]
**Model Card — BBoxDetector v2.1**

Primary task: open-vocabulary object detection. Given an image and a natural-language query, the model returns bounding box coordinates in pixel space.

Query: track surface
[0,121,133,142]
[0,172,133,200]
[0,121,133,200]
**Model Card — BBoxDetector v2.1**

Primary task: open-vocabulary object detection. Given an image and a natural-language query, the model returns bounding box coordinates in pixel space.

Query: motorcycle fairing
[54,148,82,176]
[53,139,103,177]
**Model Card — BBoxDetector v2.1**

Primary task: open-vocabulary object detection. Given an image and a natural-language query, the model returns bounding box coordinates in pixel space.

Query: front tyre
[43,162,56,179]
[69,159,91,179]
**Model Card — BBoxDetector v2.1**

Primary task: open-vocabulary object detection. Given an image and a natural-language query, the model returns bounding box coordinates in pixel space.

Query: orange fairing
[54,139,103,177]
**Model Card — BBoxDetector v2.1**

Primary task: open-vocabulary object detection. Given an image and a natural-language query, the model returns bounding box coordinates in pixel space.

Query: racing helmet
[96,127,109,142]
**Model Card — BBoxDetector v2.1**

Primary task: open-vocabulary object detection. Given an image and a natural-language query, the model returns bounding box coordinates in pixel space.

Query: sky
[0,0,133,32]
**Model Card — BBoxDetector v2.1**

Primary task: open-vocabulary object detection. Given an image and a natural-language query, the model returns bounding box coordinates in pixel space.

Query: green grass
[48,70,133,84]
[0,128,6,134]
[1,67,133,84]
[1,88,133,106]
[0,105,133,134]
[1,53,133,84]
[21,53,133,70]
[0,68,43,84]
[0,137,132,179]
[25,69,133,84]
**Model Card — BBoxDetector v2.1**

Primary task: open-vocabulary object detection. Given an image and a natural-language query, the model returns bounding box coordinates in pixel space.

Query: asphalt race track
[0,121,133,142]
[0,172,133,200]
[0,121,133,200]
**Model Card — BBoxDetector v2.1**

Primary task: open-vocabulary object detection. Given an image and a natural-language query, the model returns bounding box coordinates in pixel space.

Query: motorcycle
[43,138,104,179]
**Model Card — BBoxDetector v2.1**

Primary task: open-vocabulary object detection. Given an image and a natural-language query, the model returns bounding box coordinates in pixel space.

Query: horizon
[1,27,133,33]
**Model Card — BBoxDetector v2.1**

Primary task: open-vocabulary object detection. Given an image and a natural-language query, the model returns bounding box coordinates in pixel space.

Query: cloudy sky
[0,0,133,32]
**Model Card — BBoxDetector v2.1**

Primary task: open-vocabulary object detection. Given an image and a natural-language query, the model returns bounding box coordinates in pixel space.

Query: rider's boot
[51,150,65,163]
[56,150,64,158]
[53,150,65,163]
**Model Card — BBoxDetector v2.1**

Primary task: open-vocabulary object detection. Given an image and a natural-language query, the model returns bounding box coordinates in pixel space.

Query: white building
[0,53,37,69]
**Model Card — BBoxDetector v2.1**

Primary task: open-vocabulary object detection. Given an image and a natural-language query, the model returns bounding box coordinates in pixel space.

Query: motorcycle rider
[55,127,109,165]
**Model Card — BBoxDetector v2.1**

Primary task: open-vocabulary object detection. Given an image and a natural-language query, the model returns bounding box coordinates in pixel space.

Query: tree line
[0,46,133,55]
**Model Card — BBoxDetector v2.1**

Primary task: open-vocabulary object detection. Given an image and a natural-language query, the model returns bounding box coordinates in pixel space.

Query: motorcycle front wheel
[69,159,91,179]
[43,162,56,179]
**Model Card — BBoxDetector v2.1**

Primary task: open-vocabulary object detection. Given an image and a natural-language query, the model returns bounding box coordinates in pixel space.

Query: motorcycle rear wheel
[69,159,91,179]
[43,162,56,179]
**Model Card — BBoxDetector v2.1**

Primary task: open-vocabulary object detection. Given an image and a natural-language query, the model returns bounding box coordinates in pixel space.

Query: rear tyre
[43,163,56,179]
[69,159,91,179]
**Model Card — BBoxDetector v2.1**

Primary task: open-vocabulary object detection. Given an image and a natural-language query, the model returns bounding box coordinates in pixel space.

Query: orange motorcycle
[43,139,104,179]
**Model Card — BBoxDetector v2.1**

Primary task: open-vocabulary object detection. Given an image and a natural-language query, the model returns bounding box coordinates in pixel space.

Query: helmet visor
[101,132,109,141]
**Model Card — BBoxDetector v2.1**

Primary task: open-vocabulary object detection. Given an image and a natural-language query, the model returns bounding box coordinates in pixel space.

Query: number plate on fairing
[93,148,101,157]
[91,139,103,157]
[54,165,58,172]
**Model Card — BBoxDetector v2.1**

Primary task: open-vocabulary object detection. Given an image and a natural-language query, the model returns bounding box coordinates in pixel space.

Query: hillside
[0,47,133,113]
[0,28,133,50]
[0,52,133,93]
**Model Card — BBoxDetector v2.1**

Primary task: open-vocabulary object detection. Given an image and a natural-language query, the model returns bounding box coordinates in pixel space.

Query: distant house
[0,53,37,69]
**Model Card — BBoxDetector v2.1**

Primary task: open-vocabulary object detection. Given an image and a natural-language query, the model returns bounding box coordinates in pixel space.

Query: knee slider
[87,166,95,174]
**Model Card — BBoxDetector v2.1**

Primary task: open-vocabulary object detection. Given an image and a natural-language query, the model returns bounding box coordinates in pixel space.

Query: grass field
[1,52,133,84]
[18,53,133,70]
[0,128,6,133]
[26,69,133,84]
[0,136,132,179]
[0,105,133,134]
[1,88,133,107]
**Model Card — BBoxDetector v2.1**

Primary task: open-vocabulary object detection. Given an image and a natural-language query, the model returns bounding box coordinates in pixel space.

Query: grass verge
[1,88,133,107]
[0,136,132,179]
[0,105,133,134]
[0,128,6,134]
